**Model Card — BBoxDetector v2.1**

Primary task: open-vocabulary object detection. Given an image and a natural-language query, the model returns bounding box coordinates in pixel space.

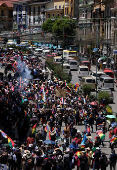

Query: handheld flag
[32,123,37,134]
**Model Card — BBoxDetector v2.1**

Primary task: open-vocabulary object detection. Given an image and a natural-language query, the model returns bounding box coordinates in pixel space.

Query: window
[70,62,77,65]
[48,14,50,18]
[33,7,35,15]
[55,6,57,9]
[57,14,59,17]
[86,79,95,83]
[33,17,35,24]
[59,5,61,9]
[38,6,40,13]
[9,10,13,18]
[80,68,88,71]
[53,14,54,17]
[104,79,113,83]
[1,10,4,16]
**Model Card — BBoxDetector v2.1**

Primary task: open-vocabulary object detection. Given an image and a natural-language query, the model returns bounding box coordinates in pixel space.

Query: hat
[58,155,62,160]
[85,147,90,150]
[77,130,80,133]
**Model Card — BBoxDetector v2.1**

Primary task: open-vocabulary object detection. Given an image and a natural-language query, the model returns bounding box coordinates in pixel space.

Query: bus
[63,50,78,60]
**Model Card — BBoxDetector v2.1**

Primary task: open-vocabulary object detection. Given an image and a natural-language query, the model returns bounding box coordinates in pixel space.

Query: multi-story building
[13,0,52,31]
[64,0,74,18]
[13,0,29,31]
[110,0,117,62]
[45,0,64,19]
[0,0,15,31]
[78,0,94,54]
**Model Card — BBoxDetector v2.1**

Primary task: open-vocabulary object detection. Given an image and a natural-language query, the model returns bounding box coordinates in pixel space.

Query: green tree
[82,84,92,96]
[98,91,110,105]
[42,17,76,47]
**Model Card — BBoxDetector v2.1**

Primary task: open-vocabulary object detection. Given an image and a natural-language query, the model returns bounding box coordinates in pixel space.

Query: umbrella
[44,140,55,145]
[111,122,117,128]
[90,102,98,106]
[106,115,116,119]
[99,56,107,60]
[93,48,99,52]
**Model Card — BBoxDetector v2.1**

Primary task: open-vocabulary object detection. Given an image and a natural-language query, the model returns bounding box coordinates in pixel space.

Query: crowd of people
[0,48,117,170]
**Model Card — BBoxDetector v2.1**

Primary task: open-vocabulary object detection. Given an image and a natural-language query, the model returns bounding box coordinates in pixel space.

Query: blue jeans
[69,161,72,170]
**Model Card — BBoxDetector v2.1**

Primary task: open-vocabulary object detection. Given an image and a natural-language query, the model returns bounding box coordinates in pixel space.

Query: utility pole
[96,22,99,99]
[62,25,65,71]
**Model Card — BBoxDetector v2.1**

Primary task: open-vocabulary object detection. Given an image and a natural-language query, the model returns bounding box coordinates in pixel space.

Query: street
[0,56,117,170]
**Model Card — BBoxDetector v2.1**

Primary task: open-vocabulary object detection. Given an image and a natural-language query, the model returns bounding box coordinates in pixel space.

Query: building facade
[45,0,64,19]
[0,1,14,31]
[64,0,74,18]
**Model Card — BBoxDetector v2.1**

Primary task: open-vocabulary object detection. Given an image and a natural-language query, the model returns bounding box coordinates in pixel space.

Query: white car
[7,40,16,46]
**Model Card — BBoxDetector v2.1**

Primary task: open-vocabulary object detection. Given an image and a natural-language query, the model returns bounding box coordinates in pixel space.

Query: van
[91,71,105,81]
[34,48,43,56]
[63,63,70,74]
[68,59,78,71]
[80,76,96,90]
[43,49,50,57]
[56,48,63,55]
[81,61,91,70]
[104,68,114,78]
[78,66,89,77]
[98,76,114,90]
[54,56,62,64]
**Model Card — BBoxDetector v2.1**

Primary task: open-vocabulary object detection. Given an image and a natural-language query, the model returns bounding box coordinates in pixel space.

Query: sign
[55,87,66,97]
[113,50,117,54]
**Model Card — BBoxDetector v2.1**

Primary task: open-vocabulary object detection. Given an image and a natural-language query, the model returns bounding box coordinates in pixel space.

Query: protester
[0,47,116,170]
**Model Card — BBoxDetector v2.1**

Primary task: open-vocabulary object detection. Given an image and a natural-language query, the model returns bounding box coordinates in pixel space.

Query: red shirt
[26,137,34,146]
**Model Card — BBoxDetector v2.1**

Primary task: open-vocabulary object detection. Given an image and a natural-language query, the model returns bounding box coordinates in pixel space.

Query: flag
[65,80,66,85]
[0,130,7,138]
[24,110,28,116]
[110,137,117,143]
[8,136,15,148]
[0,130,15,148]
[66,86,71,92]
[75,151,82,157]
[32,123,37,134]
[98,133,105,140]
[60,97,65,105]
[81,134,87,145]
[45,124,49,132]
[81,145,85,148]
[49,131,51,140]
[86,126,90,134]
[74,83,79,92]
[60,82,65,89]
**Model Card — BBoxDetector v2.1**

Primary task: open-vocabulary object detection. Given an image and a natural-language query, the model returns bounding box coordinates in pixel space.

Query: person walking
[109,150,117,170]
[100,153,108,170]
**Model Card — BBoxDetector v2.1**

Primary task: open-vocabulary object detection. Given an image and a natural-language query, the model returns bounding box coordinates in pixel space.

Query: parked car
[99,88,114,103]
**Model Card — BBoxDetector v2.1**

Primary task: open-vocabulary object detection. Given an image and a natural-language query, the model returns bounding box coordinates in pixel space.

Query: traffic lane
[70,70,79,85]
[110,85,117,113]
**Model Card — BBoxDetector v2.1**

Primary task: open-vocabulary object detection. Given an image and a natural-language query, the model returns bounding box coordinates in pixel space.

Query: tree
[82,84,92,96]
[98,91,110,105]
[41,17,76,47]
